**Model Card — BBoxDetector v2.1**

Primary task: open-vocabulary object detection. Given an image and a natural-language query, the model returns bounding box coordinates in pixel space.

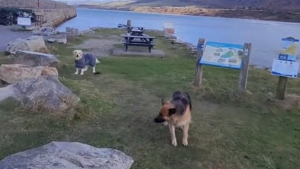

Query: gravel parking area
[0,26,32,51]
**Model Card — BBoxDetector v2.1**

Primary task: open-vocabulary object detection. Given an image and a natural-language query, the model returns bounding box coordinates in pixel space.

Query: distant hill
[77,0,300,23]
[131,0,300,11]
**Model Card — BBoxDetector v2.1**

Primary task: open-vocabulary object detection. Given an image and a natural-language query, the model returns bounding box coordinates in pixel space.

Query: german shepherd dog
[154,91,192,147]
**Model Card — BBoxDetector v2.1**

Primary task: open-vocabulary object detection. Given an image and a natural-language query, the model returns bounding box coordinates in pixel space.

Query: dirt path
[70,35,121,58]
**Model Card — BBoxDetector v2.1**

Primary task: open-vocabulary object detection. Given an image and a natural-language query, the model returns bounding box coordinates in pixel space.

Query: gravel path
[0,26,32,51]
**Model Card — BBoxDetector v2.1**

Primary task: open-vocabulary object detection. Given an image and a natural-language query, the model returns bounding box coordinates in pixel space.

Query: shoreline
[76,5,300,24]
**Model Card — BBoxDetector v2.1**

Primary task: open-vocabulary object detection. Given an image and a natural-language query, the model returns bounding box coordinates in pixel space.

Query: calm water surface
[58,8,300,68]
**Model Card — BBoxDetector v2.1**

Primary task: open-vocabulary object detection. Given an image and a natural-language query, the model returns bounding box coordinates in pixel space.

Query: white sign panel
[17,17,31,26]
[271,59,299,78]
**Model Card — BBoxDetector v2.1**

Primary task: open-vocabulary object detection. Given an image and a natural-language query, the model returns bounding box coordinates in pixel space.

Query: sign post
[193,38,205,87]
[193,39,251,94]
[163,22,175,35]
[238,43,251,94]
[272,37,299,100]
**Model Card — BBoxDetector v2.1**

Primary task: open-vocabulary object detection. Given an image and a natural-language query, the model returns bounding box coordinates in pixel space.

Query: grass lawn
[0,29,300,169]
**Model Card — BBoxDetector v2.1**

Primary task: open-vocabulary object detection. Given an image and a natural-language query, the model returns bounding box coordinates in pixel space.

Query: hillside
[77,0,300,23]
[132,0,300,11]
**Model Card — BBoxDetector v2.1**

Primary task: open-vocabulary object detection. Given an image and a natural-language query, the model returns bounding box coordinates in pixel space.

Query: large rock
[66,27,79,41]
[0,64,58,84]
[0,76,79,111]
[13,50,60,67]
[0,141,134,169]
[6,36,49,54]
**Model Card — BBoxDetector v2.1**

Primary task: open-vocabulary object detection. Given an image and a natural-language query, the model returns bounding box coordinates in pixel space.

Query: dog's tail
[185,92,192,111]
[96,58,101,64]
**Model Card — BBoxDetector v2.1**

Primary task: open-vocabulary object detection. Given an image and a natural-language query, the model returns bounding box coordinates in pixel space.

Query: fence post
[193,38,206,87]
[127,20,131,28]
[238,43,251,94]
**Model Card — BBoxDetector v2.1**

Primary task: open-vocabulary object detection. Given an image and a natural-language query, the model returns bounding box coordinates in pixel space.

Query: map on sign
[279,37,299,61]
[200,42,244,69]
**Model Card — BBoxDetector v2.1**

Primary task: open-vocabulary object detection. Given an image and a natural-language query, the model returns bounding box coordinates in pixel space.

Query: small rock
[90,26,103,31]
[47,37,67,44]
[41,27,57,36]
[13,50,60,67]
[0,141,134,169]
[47,38,55,43]
[32,29,42,35]
[164,33,177,40]
[0,64,58,84]
[79,30,95,36]
[57,38,67,44]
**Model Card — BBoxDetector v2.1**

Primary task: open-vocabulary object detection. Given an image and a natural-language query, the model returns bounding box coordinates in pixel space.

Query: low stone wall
[0,0,77,27]
[33,8,77,27]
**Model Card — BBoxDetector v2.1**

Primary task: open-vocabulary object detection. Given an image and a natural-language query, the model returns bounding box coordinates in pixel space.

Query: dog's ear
[161,98,165,106]
[73,50,77,56]
[168,108,176,116]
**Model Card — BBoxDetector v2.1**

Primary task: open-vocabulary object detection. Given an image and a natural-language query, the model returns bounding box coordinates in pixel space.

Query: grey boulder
[6,36,48,54]
[66,27,79,41]
[13,50,60,67]
[0,76,79,111]
[0,64,58,84]
[0,141,134,169]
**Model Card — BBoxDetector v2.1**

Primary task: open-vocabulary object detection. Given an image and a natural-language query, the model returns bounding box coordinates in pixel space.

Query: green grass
[0,28,300,169]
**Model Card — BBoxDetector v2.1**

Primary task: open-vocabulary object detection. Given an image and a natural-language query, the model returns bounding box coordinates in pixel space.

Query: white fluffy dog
[73,50,100,75]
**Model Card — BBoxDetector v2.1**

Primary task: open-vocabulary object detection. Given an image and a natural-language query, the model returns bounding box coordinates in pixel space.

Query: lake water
[58,8,300,69]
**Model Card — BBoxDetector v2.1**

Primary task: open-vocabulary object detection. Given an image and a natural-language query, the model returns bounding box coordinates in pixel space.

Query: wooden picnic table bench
[127,26,144,31]
[121,34,156,53]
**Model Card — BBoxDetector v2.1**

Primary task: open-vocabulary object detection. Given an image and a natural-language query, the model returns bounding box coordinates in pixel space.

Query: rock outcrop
[0,64,58,84]
[13,50,60,67]
[0,76,79,111]
[0,141,134,169]
[13,76,79,111]
[66,27,79,41]
[6,36,48,54]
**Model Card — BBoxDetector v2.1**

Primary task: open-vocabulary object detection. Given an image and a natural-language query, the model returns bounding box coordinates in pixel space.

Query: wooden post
[276,76,288,100]
[193,38,206,87]
[127,20,131,28]
[238,43,251,94]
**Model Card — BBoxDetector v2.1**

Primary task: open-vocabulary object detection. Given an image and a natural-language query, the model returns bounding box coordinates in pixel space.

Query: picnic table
[127,27,144,36]
[121,34,156,53]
